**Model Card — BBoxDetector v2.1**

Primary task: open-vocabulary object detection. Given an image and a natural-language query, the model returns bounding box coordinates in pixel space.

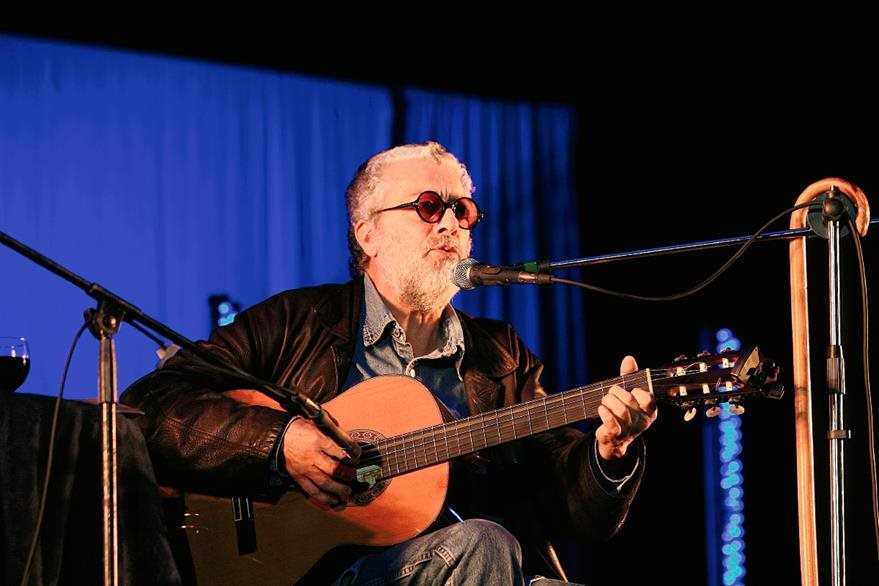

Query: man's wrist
[269,416,299,488]
[591,438,640,491]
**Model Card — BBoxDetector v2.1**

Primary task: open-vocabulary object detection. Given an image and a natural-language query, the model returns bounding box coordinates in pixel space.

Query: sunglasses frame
[374,191,484,230]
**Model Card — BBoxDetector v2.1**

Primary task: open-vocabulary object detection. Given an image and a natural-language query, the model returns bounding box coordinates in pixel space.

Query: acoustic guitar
[181,346,782,584]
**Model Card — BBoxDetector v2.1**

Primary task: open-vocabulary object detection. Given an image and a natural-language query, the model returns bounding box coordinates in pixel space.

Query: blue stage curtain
[0,36,392,398]
[1,36,584,398]
[401,90,586,389]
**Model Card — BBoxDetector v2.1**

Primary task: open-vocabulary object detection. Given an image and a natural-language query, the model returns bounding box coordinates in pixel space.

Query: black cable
[848,216,878,560]
[551,201,822,301]
[127,318,170,350]
[19,322,88,586]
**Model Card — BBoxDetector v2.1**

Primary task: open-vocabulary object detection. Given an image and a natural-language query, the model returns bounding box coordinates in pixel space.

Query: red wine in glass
[0,337,30,393]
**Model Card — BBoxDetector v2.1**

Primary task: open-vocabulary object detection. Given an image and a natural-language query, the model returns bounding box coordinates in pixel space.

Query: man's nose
[436,206,459,233]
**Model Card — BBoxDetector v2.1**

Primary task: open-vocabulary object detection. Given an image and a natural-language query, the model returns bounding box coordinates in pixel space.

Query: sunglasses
[374,191,484,230]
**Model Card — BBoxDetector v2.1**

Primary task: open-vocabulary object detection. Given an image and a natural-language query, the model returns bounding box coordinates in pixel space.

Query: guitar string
[365,366,744,460]
[354,368,751,474]
[358,380,759,474]
[353,381,623,469]
[357,368,739,467]
[356,395,608,474]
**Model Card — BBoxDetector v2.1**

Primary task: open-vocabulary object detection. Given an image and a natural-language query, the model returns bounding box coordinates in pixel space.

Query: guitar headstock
[651,346,783,421]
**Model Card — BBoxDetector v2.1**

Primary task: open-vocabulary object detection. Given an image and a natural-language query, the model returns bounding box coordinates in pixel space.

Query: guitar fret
[425,429,433,466]
[396,442,409,474]
[383,441,394,476]
[423,428,431,468]
[410,431,418,470]
[422,429,431,468]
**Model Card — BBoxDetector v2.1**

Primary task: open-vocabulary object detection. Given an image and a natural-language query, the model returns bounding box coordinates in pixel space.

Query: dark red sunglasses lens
[453,199,480,228]
[416,192,444,221]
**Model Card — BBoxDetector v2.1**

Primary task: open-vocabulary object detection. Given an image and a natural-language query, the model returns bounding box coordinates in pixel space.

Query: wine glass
[0,337,30,393]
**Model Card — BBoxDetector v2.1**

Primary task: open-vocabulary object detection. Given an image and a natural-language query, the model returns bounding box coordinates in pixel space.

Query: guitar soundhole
[349,428,390,506]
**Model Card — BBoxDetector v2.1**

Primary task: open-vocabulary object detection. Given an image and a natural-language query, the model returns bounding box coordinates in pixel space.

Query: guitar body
[184,376,449,585]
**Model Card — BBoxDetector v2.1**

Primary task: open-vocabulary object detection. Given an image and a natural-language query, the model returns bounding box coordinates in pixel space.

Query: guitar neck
[364,370,652,479]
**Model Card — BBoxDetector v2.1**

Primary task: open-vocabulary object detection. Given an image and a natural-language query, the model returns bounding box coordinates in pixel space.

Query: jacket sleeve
[120,295,299,501]
[507,330,645,542]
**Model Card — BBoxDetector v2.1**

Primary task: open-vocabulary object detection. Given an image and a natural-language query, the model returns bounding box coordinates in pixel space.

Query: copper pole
[789,178,870,585]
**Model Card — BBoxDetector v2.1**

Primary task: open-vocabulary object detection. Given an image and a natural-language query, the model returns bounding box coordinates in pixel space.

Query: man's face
[361,157,474,312]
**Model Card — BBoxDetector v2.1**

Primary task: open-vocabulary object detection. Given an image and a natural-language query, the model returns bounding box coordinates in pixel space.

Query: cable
[552,201,822,301]
[19,322,89,586]
[848,216,878,560]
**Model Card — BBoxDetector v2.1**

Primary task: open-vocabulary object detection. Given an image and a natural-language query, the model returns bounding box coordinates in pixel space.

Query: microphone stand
[0,230,361,586]
[824,195,849,586]
[522,185,873,586]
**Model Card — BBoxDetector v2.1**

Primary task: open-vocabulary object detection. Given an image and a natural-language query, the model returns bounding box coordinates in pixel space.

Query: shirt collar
[361,275,466,374]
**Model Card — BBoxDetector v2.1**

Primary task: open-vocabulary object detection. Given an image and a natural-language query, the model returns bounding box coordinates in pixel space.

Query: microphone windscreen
[451,258,477,290]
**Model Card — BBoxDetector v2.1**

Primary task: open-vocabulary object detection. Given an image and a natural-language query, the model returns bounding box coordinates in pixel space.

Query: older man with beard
[122,141,656,585]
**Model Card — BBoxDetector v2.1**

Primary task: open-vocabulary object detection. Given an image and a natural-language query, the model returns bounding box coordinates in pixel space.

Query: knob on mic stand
[805,185,860,239]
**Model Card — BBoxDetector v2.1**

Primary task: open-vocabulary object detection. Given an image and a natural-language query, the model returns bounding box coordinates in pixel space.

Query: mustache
[424,236,460,254]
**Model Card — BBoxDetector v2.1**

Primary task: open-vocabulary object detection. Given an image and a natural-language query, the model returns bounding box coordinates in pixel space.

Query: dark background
[4,27,877,584]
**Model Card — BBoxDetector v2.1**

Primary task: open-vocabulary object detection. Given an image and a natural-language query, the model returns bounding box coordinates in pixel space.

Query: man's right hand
[282,418,355,508]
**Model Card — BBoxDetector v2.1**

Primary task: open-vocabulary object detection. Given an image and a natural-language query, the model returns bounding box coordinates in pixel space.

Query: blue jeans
[330,519,581,585]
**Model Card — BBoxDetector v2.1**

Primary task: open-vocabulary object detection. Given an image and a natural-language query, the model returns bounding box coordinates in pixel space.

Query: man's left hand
[595,355,658,460]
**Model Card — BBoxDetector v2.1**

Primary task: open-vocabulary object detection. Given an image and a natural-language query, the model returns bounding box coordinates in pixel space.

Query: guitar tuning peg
[683,407,697,422]
[729,404,745,415]
[766,383,785,400]
[705,406,721,418]
[674,354,688,362]
[696,350,711,358]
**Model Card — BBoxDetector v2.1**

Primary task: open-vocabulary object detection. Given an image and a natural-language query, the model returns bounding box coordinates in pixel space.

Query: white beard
[376,230,471,313]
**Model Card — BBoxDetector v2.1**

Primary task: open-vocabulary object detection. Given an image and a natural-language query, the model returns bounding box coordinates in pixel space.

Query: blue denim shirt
[342,275,468,418]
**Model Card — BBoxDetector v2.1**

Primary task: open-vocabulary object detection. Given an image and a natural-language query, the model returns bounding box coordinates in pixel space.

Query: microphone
[451,258,554,289]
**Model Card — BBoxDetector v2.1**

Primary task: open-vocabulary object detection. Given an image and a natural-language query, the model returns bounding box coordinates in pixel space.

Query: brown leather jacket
[122,278,644,579]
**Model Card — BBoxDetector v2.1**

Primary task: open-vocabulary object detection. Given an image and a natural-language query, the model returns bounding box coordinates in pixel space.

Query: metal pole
[825,217,848,586]
[98,324,120,586]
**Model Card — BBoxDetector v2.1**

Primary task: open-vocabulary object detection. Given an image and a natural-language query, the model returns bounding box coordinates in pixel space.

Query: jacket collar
[458,310,518,378]
[314,278,363,344]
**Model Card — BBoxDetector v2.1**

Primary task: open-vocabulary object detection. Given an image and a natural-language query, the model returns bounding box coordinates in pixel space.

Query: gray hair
[346,141,474,275]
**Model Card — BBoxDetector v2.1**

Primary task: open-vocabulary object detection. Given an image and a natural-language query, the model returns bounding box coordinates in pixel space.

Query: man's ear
[354,219,378,258]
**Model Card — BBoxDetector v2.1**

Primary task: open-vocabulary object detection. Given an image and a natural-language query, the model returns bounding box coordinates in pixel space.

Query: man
[122,141,657,585]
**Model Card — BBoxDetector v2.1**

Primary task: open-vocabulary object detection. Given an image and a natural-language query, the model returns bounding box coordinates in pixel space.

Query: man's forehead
[381,158,465,191]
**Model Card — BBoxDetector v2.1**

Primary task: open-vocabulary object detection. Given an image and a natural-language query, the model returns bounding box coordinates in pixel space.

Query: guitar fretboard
[362,370,652,479]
